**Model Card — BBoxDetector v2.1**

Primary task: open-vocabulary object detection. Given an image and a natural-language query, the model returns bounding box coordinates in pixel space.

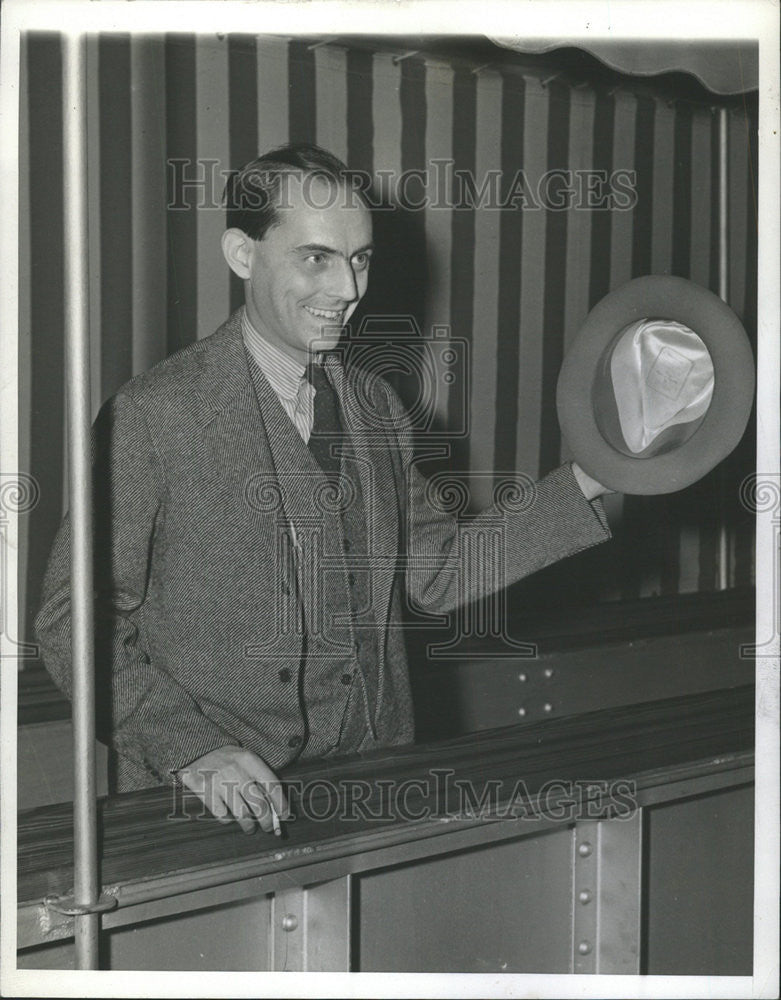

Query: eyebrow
[293,242,375,257]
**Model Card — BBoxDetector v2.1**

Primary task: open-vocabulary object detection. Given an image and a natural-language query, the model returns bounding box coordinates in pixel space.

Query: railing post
[62,30,99,970]
[717,105,730,590]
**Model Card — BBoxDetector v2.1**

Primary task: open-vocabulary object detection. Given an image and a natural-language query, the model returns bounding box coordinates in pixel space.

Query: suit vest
[246,352,380,760]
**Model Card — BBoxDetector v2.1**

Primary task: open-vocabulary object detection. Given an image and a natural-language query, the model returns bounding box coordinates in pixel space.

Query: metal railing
[62,32,100,970]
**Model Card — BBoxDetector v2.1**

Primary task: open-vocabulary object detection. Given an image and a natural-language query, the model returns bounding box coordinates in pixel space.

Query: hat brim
[556,276,755,495]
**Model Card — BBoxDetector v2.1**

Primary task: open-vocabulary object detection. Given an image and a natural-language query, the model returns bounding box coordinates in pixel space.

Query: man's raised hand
[176,745,290,835]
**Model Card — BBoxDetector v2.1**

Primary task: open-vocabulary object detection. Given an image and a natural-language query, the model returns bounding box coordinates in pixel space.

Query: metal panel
[357,828,573,973]
[270,888,304,971]
[571,823,598,973]
[644,784,754,975]
[596,810,643,973]
[106,896,271,971]
[17,939,76,970]
[414,627,753,738]
[269,878,352,971]
[303,876,352,971]
[18,897,272,971]
[571,813,643,973]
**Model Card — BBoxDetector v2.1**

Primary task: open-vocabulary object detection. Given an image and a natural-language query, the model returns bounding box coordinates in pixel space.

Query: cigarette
[271,803,282,837]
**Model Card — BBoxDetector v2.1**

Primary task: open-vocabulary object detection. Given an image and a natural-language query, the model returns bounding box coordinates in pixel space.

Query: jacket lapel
[327,354,400,629]
[196,313,301,613]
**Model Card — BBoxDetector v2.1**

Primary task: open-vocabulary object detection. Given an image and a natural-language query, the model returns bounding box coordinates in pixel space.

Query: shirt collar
[241,308,312,401]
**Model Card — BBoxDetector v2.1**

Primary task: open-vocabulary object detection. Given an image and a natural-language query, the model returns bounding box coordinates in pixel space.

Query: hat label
[646,346,694,401]
[609,318,714,453]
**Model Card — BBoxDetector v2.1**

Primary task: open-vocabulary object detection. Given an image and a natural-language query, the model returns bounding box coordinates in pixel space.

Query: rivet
[517,707,526,717]
[544,667,554,678]
[518,672,527,682]
[578,842,592,857]
[578,889,592,904]
[543,702,553,713]
[578,940,592,955]
[281,914,298,932]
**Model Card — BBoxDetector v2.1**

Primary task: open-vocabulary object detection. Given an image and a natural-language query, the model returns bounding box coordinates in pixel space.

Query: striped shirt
[241,308,319,444]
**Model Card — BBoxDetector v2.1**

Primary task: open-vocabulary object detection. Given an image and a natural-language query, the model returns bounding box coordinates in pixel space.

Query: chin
[312,328,343,352]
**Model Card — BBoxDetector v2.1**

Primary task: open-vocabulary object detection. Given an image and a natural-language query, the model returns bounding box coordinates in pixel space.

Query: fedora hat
[556,276,755,495]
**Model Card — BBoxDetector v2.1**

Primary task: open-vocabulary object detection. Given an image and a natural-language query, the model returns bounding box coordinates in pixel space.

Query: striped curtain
[19,33,758,662]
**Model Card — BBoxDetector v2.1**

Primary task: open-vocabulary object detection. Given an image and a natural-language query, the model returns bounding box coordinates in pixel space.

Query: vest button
[278,668,292,683]
[341,672,353,685]
[288,735,303,748]
[348,572,356,586]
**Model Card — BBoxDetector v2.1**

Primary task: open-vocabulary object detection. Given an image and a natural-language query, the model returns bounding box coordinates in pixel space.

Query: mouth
[303,305,344,323]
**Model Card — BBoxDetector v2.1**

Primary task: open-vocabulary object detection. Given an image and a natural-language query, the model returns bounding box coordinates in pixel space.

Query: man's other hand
[571,461,615,500]
[176,746,290,834]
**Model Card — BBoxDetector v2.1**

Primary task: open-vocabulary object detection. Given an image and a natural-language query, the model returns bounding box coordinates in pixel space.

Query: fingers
[178,765,232,825]
[222,776,259,835]
[177,746,289,834]
[242,754,291,822]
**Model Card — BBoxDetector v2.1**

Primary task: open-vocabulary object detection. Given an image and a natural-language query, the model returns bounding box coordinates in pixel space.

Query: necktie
[305,361,343,482]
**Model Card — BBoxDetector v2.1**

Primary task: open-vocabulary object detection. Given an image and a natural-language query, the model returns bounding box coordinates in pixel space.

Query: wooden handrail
[18,685,754,907]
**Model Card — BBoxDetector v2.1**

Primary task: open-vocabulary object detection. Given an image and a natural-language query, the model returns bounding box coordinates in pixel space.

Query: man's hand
[571,461,615,500]
[176,745,290,835]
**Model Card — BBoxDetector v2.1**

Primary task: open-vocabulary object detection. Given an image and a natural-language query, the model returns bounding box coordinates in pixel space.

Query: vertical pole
[63,31,99,969]
[717,107,730,590]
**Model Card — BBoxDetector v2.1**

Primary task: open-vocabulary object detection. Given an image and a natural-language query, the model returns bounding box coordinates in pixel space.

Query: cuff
[528,462,612,554]
[117,718,240,785]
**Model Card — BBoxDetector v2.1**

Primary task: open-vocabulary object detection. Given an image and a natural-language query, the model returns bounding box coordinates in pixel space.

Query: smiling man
[222,163,373,363]
[35,144,612,835]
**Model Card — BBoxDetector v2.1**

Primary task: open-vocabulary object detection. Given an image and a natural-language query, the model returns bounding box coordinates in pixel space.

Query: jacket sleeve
[34,390,238,783]
[380,382,612,614]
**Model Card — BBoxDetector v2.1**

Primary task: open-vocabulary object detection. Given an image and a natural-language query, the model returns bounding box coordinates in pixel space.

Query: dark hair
[224,143,368,242]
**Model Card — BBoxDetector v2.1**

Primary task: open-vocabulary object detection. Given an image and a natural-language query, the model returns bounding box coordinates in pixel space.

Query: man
[35,144,612,835]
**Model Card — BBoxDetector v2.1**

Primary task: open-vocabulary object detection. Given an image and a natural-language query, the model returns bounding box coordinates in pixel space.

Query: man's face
[242,176,373,365]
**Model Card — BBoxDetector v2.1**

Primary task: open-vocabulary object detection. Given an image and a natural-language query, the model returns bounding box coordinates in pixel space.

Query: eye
[306,252,327,266]
[352,252,371,271]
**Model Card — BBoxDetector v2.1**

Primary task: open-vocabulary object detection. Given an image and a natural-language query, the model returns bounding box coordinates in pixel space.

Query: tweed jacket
[35,310,611,791]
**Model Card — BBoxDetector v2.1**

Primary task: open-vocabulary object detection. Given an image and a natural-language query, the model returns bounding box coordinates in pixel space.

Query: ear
[221,228,254,280]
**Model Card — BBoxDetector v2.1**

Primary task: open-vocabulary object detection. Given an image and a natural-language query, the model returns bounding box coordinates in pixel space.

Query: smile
[304,305,344,321]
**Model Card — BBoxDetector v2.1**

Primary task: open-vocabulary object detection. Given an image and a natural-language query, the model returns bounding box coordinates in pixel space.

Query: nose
[329,258,360,304]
